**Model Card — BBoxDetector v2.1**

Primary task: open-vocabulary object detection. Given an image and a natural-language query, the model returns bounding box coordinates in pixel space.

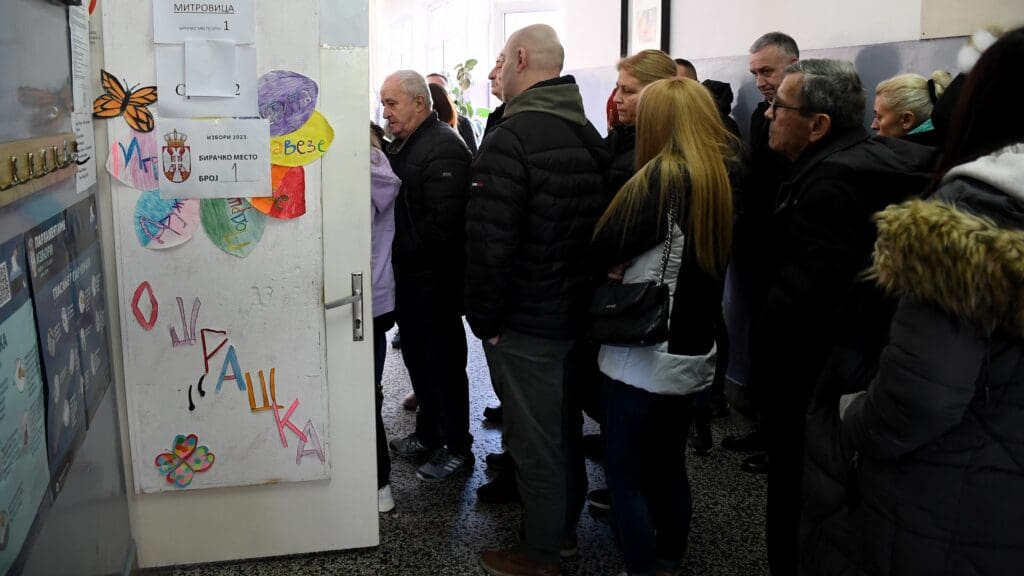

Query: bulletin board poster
[24,213,87,495]
[0,234,51,574]
[64,197,112,423]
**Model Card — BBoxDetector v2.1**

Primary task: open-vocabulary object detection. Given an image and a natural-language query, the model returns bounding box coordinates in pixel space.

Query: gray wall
[570,36,964,138]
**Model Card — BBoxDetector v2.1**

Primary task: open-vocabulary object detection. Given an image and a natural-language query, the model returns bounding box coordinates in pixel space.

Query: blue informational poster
[24,213,86,495]
[64,197,112,423]
[0,234,51,573]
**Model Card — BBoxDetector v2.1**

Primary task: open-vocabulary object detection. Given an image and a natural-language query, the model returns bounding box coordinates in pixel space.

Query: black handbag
[586,190,677,346]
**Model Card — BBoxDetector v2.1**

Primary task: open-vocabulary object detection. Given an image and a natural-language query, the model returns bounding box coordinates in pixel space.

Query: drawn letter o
[131,281,159,331]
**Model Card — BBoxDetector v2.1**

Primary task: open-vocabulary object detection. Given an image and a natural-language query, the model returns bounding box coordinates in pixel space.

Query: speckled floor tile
[147,323,769,576]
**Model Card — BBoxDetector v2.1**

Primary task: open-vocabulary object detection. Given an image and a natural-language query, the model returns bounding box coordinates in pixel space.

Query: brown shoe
[480,548,560,576]
[401,391,417,411]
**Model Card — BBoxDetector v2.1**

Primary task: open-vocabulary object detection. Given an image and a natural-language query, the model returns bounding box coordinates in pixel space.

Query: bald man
[466,25,608,576]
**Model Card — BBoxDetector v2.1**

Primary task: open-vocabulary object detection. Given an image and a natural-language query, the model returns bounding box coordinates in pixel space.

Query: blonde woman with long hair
[590,77,734,576]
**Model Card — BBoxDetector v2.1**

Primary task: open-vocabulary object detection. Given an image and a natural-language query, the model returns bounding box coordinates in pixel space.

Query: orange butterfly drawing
[92,69,158,133]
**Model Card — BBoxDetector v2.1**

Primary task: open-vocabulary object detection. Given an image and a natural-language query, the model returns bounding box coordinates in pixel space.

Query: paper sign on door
[156,118,270,200]
[153,0,255,44]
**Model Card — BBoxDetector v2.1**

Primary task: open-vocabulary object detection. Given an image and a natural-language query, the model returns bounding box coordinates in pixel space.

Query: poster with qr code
[0,233,50,574]
[0,261,10,310]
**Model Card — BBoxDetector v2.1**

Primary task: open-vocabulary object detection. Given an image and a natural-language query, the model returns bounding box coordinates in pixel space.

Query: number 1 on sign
[231,163,238,182]
[224,20,229,31]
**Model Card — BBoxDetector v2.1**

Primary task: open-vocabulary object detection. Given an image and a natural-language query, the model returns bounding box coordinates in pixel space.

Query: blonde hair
[876,70,953,128]
[617,49,677,85]
[596,78,734,276]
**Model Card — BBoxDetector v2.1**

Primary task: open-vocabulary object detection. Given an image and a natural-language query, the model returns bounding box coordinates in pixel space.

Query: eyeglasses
[769,98,808,115]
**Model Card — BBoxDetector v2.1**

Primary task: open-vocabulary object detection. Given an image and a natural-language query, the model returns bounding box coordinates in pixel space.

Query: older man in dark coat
[748,59,936,575]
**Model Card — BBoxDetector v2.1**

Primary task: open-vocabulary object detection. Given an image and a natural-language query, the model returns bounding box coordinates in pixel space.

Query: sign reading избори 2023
[156,118,270,200]
[153,1,255,44]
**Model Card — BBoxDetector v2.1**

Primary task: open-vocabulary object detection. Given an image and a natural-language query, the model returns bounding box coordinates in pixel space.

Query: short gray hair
[787,59,865,132]
[390,70,433,109]
[750,32,800,60]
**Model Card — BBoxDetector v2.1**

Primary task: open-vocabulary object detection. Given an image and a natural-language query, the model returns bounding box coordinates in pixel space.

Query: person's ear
[515,47,528,72]
[900,111,916,130]
[807,113,832,145]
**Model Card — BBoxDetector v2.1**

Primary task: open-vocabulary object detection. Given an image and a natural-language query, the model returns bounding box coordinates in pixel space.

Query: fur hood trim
[870,199,1024,336]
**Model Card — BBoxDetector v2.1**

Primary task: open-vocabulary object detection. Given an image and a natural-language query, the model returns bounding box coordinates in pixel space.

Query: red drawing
[131,281,158,330]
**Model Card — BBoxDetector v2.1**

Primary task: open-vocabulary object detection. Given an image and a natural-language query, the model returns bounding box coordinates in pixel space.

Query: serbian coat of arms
[162,129,191,183]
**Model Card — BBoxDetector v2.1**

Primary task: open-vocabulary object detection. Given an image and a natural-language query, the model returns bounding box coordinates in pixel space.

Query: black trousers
[395,272,471,455]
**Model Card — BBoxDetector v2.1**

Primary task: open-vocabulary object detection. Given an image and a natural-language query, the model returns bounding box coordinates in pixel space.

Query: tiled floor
[152,323,768,576]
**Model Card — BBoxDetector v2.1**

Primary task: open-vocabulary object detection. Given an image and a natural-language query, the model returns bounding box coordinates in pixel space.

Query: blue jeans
[603,375,694,575]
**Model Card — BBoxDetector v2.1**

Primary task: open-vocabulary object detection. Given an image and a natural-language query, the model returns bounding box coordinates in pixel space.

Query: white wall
[562,0,621,70]
[669,0,923,60]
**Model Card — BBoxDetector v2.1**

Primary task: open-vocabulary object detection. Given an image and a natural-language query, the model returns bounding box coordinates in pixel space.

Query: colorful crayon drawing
[134,191,200,249]
[258,70,319,136]
[107,128,161,190]
[250,165,306,219]
[200,198,267,258]
[269,111,334,167]
[155,434,215,488]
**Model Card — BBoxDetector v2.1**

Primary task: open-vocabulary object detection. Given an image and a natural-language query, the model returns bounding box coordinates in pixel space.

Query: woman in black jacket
[606,50,678,196]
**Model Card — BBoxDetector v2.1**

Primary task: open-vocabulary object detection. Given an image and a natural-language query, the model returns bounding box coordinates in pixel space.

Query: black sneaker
[416,447,474,482]
[389,432,432,457]
[484,451,513,472]
[582,433,604,461]
[740,451,769,474]
[477,471,519,503]
[692,420,712,456]
[483,404,503,424]
[587,488,611,511]
[721,428,765,452]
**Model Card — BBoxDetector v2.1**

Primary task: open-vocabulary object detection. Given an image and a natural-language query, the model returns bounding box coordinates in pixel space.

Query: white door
[99,0,378,567]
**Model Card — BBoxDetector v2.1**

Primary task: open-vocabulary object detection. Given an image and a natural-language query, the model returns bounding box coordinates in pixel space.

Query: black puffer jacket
[803,143,1024,576]
[387,112,471,309]
[465,76,609,341]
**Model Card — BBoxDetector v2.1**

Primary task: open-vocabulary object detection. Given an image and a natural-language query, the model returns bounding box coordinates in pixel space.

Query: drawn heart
[173,434,198,460]
[188,445,216,472]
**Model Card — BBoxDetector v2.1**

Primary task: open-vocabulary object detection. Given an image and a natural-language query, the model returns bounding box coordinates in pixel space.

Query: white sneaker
[378,484,395,513]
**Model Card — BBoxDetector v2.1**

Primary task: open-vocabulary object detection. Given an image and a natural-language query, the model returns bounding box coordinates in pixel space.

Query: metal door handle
[325,273,364,341]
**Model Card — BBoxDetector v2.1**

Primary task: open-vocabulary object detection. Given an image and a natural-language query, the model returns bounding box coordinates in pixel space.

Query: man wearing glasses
[750,59,937,575]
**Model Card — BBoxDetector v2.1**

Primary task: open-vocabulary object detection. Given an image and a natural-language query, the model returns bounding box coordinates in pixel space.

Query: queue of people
[369,23,1024,576]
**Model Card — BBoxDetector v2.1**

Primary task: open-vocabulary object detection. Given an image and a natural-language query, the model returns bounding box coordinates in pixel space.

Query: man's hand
[486,335,501,346]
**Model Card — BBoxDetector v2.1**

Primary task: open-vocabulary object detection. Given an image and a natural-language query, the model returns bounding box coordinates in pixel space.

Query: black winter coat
[465,76,609,341]
[802,143,1024,576]
[750,128,936,402]
[387,113,471,310]
[605,124,636,198]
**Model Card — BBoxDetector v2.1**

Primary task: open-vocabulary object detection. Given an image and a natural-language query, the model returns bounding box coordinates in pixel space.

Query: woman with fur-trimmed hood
[801,27,1024,576]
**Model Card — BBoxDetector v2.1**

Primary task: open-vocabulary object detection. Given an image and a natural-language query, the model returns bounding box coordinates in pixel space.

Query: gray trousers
[484,328,573,564]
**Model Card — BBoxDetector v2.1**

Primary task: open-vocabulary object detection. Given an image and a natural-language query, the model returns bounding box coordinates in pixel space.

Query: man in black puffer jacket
[380,70,474,484]
[468,24,608,576]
